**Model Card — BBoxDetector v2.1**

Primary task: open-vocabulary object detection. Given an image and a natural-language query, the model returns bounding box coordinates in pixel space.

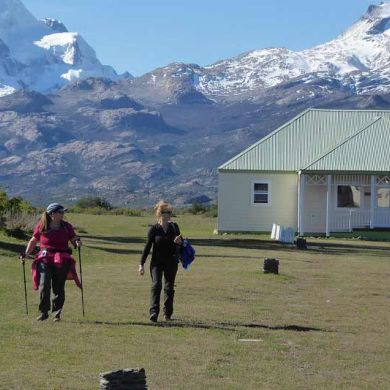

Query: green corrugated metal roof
[218,109,390,173]
[303,116,390,172]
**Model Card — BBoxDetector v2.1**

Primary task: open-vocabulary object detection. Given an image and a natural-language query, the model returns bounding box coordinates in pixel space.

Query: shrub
[4,211,39,238]
[204,204,218,217]
[0,191,35,214]
[74,196,112,210]
[68,195,147,216]
[189,202,208,215]
[0,190,36,233]
[187,203,217,216]
[108,208,143,217]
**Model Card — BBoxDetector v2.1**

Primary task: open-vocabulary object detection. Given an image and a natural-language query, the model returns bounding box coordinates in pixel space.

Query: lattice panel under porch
[305,174,327,185]
[377,176,390,185]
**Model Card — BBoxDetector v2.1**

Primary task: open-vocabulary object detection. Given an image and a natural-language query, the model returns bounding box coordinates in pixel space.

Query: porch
[298,173,390,235]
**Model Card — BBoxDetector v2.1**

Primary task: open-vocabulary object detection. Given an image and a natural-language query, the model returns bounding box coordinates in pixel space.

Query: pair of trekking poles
[20,243,85,317]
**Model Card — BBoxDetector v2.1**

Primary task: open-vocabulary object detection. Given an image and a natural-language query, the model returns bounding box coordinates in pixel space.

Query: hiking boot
[36,312,49,321]
[164,315,172,321]
[53,314,61,322]
[149,313,158,323]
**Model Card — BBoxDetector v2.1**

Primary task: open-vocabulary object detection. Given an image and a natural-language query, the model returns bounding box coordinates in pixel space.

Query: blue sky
[23,0,377,76]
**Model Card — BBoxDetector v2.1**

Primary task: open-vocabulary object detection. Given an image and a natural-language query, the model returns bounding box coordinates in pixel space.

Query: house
[217,109,390,235]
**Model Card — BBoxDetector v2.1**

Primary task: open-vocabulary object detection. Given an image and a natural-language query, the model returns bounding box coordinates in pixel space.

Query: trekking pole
[19,254,28,315]
[77,242,85,317]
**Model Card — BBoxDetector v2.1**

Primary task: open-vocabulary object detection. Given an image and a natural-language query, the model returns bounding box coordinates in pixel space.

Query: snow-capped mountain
[136,2,390,100]
[199,2,390,96]
[0,0,126,97]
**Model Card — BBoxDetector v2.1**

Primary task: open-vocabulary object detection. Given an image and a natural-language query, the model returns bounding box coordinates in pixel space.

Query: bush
[189,202,208,215]
[204,204,218,217]
[74,196,112,210]
[4,210,39,238]
[108,208,143,217]
[0,191,35,214]
[68,204,144,217]
[0,190,36,233]
[187,202,217,216]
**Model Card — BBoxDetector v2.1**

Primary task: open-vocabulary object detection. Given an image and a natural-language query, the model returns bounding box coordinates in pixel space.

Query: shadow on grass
[83,235,145,244]
[87,245,141,255]
[0,241,26,256]
[222,322,327,332]
[74,319,327,333]
[193,238,390,254]
[195,254,261,259]
[80,234,390,256]
[83,235,294,252]
[75,319,235,331]
[306,244,390,256]
[191,238,295,252]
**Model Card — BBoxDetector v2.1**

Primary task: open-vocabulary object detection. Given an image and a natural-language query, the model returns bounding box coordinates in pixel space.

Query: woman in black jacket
[139,201,183,322]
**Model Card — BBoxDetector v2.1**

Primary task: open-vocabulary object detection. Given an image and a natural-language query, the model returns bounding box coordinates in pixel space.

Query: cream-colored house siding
[218,172,298,232]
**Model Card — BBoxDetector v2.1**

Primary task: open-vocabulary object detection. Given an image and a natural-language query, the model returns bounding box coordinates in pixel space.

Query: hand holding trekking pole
[76,240,85,317]
[19,253,29,315]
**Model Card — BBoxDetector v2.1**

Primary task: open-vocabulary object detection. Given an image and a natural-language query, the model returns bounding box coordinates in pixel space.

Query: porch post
[298,172,305,236]
[370,175,376,229]
[325,175,332,238]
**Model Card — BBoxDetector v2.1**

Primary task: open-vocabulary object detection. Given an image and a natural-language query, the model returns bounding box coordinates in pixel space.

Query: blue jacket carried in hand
[180,240,195,270]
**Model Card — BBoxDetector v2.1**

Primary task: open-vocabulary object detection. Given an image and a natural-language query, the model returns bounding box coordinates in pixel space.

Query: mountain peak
[42,18,68,33]
[0,0,127,95]
[365,2,390,19]
[359,2,390,35]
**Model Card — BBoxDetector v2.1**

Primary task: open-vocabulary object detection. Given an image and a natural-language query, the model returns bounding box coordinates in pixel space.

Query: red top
[31,221,81,290]
[33,221,76,250]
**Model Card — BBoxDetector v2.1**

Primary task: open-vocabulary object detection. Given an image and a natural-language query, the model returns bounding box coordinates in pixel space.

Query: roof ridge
[305,109,390,113]
[301,116,383,171]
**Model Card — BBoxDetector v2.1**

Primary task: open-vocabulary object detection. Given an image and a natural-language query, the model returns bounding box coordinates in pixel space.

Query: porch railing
[331,210,370,232]
[373,209,390,227]
[348,210,371,232]
[332,209,390,231]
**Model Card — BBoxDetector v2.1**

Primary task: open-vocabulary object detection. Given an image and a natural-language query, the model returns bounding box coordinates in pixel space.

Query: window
[377,188,390,208]
[253,182,269,204]
[337,185,361,208]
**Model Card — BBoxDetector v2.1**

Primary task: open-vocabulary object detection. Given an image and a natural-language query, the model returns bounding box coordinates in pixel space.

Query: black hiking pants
[38,262,70,316]
[149,260,178,318]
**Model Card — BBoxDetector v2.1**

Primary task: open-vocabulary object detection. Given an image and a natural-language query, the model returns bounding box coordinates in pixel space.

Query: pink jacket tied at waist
[31,251,82,290]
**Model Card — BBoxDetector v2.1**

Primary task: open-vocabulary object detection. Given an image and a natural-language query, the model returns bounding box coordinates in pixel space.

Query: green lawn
[1,214,389,389]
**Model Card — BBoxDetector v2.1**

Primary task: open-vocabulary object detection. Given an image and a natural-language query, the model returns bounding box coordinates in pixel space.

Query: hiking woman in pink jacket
[22,203,82,321]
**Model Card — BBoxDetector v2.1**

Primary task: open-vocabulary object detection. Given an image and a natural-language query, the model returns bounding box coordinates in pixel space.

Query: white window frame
[377,187,390,208]
[251,180,271,206]
[335,184,362,209]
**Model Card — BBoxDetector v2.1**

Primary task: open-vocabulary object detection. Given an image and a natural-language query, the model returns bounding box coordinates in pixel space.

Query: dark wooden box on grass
[263,258,279,274]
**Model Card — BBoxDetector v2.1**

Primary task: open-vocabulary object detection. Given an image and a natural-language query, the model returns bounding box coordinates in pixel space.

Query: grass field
[1,213,389,389]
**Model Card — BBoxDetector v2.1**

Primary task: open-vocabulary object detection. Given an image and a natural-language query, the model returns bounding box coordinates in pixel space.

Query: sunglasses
[161,211,172,215]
